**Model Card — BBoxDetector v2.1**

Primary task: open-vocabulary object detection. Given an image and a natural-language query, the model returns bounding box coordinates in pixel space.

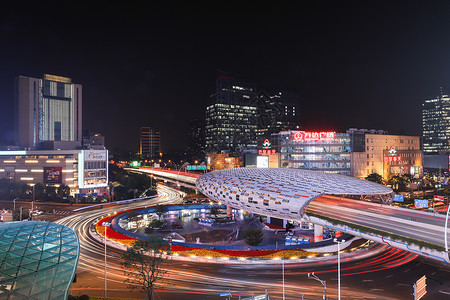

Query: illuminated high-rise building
[422,88,450,153]
[14,74,82,149]
[139,127,161,158]
[205,73,257,153]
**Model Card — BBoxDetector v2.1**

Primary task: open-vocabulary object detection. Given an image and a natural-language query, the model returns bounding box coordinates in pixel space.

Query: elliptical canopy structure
[196,168,394,218]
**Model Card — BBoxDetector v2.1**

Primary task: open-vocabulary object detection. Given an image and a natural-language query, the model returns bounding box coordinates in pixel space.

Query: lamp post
[334,238,346,300]
[445,202,449,260]
[308,272,326,300]
[29,184,35,219]
[282,257,285,300]
[102,221,111,299]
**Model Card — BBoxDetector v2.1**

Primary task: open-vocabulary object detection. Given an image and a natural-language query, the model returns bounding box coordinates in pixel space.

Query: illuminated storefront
[272,131,351,175]
[0,149,108,196]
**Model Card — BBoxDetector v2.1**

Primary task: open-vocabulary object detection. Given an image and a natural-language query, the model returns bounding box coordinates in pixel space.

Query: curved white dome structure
[196,168,393,218]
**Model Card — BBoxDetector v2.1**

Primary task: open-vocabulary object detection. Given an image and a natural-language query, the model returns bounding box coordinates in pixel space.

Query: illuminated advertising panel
[384,146,402,162]
[414,199,428,208]
[257,156,269,168]
[84,150,107,161]
[43,167,62,184]
[434,195,444,201]
[393,194,404,202]
[292,131,336,142]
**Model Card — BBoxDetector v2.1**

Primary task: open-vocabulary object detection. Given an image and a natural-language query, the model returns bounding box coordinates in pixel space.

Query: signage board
[434,195,444,201]
[414,275,427,300]
[258,149,276,155]
[393,194,404,202]
[414,199,428,208]
[84,149,107,161]
[293,131,336,142]
[43,167,62,184]
[187,165,207,171]
[257,156,269,168]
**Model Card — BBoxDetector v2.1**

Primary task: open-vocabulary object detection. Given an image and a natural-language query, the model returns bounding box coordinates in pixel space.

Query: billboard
[84,149,107,161]
[256,156,269,168]
[414,199,428,208]
[434,195,444,201]
[43,167,62,184]
[393,194,404,202]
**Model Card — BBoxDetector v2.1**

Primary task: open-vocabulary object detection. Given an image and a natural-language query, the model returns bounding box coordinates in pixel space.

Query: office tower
[139,127,161,158]
[186,118,205,161]
[422,88,450,153]
[14,74,82,149]
[252,90,299,143]
[205,73,258,153]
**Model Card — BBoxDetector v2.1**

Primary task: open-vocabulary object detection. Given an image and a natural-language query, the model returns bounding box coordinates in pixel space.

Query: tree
[209,205,221,218]
[57,184,71,198]
[242,227,264,246]
[388,175,407,192]
[154,204,167,220]
[121,237,171,300]
[365,173,383,184]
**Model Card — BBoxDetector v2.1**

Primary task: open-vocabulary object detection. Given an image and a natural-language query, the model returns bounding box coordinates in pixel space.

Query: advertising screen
[414,199,428,208]
[256,156,269,168]
[393,194,404,202]
[43,167,62,184]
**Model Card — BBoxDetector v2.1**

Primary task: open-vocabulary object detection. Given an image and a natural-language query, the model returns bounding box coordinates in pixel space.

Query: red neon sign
[293,131,336,142]
[258,149,276,155]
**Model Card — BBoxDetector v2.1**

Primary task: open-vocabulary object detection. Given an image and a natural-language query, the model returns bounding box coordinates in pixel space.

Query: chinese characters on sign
[384,146,401,162]
[43,167,62,184]
[414,199,428,208]
[292,131,336,142]
[258,149,276,155]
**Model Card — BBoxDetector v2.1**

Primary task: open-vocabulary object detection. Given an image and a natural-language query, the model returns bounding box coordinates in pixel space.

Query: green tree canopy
[365,173,383,184]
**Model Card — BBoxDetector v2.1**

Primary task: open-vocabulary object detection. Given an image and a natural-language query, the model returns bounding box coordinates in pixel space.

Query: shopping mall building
[0,149,108,197]
[207,128,423,180]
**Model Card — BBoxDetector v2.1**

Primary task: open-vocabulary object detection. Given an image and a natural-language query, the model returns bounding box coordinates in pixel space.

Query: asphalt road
[51,186,450,299]
[307,196,450,248]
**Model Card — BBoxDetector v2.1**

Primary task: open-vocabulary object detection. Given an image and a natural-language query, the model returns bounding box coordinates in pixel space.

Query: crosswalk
[52,210,72,215]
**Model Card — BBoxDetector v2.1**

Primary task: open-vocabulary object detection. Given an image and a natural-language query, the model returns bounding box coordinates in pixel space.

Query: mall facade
[207,129,423,180]
[0,149,108,197]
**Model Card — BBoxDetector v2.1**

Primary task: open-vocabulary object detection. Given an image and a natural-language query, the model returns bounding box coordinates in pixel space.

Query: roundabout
[93,203,382,262]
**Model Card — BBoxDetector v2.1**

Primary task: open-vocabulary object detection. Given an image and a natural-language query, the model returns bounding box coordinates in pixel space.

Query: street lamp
[308,272,326,300]
[334,238,346,300]
[29,184,35,219]
[102,221,111,299]
[282,257,285,300]
[445,201,450,260]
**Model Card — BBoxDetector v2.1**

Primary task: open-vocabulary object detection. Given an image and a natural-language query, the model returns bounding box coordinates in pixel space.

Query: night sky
[2,2,450,154]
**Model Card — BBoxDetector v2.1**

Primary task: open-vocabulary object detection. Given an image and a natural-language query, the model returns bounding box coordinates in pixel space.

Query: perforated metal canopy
[196,168,393,218]
[0,221,79,300]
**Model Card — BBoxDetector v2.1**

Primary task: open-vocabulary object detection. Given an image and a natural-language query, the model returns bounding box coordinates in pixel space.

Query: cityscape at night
[1,2,450,300]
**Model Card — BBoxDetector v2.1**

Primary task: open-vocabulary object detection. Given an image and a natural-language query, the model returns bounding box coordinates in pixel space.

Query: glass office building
[0,221,79,299]
[273,130,351,175]
[422,89,450,153]
[14,74,82,149]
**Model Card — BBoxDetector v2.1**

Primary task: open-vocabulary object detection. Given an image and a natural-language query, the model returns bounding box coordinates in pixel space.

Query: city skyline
[2,2,450,153]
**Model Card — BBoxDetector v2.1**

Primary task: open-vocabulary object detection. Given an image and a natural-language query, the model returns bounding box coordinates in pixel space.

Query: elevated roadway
[167,167,450,263]
[126,167,199,190]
